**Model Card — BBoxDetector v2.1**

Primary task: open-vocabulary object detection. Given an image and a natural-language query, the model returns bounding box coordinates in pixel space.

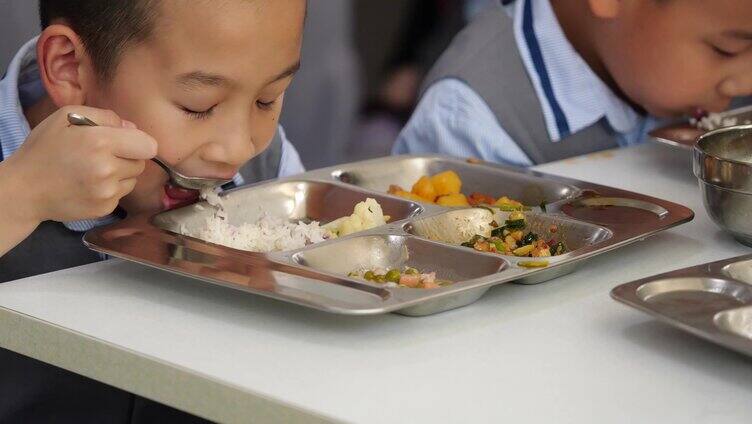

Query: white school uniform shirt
[0,37,305,232]
[393,0,664,166]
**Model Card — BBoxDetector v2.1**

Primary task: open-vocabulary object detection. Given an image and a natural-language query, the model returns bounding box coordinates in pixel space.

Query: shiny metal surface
[715,306,752,340]
[693,125,752,246]
[67,112,232,190]
[612,254,752,357]
[649,105,752,150]
[85,154,693,316]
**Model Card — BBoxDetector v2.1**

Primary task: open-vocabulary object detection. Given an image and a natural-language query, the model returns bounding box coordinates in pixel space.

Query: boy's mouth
[162,184,199,210]
[692,108,709,120]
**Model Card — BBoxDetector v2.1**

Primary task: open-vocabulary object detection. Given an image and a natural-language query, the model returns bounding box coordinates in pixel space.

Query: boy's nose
[200,135,255,168]
[719,74,752,98]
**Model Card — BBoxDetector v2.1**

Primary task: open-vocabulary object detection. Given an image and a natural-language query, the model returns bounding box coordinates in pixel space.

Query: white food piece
[411,208,494,245]
[200,187,224,209]
[691,113,752,131]
[323,198,388,237]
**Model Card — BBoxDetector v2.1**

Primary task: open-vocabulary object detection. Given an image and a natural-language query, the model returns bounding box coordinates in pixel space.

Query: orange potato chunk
[411,176,437,202]
[430,171,462,196]
[436,193,469,207]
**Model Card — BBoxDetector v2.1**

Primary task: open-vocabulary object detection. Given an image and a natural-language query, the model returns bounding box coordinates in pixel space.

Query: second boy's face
[595,0,752,118]
[85,0,305,213]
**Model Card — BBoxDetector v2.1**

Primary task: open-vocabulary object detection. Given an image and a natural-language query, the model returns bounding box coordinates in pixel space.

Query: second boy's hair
[39,0,158,81]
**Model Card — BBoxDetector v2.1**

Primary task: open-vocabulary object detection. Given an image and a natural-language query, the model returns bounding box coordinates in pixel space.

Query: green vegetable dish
[348,266,450,289]
[461,211,568,257]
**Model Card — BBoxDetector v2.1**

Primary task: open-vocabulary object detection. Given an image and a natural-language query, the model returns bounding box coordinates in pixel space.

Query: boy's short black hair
[39,0,158,81]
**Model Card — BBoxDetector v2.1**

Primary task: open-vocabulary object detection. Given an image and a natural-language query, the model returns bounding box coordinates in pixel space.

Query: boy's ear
[36,24,96,107]
[588,0,621,18]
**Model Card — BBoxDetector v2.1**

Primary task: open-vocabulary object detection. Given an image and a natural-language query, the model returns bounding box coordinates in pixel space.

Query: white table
[2,144,751,424]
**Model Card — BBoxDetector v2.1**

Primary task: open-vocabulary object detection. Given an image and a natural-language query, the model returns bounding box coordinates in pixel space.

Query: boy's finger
[115,178,139,200]
[107,128,159,160]
[113,157,147,179]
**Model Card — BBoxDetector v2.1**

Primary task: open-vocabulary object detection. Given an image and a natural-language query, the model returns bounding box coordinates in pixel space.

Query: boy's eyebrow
[176,71,229,89]
[267,61,301,84]
[175,62,300,89]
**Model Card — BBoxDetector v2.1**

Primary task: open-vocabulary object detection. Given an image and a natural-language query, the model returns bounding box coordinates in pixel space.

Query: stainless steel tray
[84,155,694,316]
[611,254,752,357]
[649,105,752,150]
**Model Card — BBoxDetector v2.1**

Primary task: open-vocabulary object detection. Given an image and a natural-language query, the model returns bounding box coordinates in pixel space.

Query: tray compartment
[331,156,579,206]
[559,196,670,227]
[405,208,611,255]
[635,278,752,317]
[293,234,508,286]
[153,180,423,239]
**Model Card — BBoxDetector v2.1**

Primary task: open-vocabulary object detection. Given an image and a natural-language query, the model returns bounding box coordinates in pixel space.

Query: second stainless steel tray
[611,254,752,357]
[649,105,752,150]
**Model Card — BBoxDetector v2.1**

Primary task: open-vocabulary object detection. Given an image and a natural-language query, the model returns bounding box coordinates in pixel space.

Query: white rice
[690,113,752,131]
[200,187,224,209]
[188,212,332,252]
[188,191,385,253]
[189,187,332,252]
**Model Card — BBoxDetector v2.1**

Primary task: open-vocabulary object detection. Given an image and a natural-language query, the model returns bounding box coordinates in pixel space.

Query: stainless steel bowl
[694,124,752,246]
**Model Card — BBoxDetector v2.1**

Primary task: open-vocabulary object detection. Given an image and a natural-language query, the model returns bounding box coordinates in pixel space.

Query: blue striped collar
[511,0,640,142]
[0,38,36,163]
[0,37,245,232]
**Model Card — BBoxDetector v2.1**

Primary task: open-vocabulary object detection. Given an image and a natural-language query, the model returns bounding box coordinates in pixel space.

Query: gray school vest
[0,128,284,283]
[420,4,618,164]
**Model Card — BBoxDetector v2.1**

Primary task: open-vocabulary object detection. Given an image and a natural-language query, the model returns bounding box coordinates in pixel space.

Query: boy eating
[0,0,305,421]
[394,0,752,165]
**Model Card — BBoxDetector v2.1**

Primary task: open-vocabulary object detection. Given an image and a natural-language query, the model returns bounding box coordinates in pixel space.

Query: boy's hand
[6,106,157,223]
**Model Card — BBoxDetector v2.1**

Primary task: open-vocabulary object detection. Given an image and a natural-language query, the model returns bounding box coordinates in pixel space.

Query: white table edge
[0,304,339,424]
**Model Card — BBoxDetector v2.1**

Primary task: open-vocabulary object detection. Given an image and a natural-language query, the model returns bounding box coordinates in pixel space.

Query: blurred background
[0,0,495,170]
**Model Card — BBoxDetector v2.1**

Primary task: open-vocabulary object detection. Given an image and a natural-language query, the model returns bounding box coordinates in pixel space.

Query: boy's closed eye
[710,43,740,58]
[177,94,281,120]
[708,30,752,58]
[179,104,216,120]
[174,72,226,119]
[256,96,279,111]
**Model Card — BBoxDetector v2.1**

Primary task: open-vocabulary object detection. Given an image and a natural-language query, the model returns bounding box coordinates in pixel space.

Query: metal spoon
[67,112,232,190]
